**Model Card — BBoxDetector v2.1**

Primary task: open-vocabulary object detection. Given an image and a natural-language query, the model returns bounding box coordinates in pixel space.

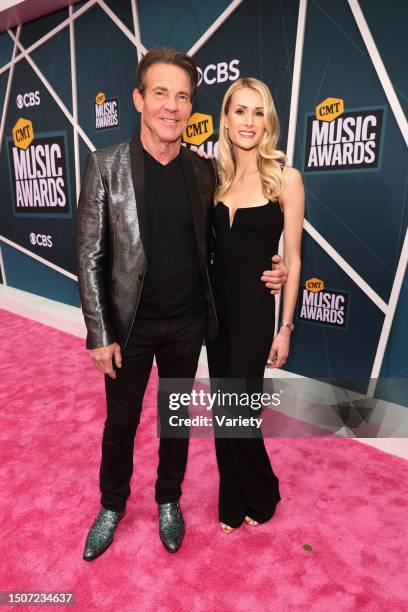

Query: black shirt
[136,148,206,318]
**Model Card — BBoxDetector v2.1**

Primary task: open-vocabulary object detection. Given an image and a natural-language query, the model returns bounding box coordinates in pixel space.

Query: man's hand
[90,342,122,379]
[261,255,288,294]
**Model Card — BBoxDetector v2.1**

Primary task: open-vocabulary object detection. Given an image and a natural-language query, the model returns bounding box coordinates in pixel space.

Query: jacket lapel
[129,135,149,255]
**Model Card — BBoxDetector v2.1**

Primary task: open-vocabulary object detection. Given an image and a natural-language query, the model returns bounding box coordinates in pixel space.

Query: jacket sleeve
[208,158,218,266]
[75,151,117,349]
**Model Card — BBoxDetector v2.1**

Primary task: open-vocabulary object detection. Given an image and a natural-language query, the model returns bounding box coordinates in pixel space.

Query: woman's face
[224,87,266,151]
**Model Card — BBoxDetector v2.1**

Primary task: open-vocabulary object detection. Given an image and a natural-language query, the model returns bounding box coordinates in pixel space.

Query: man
[76,47,287,559]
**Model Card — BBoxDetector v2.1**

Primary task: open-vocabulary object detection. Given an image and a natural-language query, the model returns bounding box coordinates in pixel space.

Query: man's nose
[165,95,179,111]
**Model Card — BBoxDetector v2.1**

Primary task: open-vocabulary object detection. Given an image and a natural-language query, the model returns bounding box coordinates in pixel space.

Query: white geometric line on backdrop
[276,0,308,333]
[286,0,308,165]
[7,29,96,151]
[131,0,143,62]
[69,5,81,205]
[0,23,20,287]
[0,235,78,282]
[370,227,408,381]
[304,218,387,313]
[0,0,97,76]
[188,0,246,56]
[348,0,408,147]
[0,24,20,156]
[347,0,408,379]
[0,245,7,286]
[0,0,147,77]
[97,0,147,56]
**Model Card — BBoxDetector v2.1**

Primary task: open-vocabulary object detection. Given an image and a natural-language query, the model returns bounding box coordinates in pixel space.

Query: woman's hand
[267,327,291,368]
[191,147,214,159]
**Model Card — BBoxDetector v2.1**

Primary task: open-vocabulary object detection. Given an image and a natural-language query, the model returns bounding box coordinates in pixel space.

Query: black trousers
[100,311,206,512]
[206,316,281,528]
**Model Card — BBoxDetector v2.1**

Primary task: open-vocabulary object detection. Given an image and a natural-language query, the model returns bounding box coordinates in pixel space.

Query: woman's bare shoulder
[279,166,304,211]
[281,165,303,183]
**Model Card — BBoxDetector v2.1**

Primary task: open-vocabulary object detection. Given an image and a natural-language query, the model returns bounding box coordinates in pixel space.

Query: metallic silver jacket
[76,136,218,351]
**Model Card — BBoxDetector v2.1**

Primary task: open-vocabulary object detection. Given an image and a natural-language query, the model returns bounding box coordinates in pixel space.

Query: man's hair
[136,47,198,99]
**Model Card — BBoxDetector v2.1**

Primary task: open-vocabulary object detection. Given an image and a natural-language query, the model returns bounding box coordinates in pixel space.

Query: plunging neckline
[217,200,271,229]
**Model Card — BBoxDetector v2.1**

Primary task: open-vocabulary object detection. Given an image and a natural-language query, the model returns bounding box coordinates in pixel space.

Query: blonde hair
[215,77,288,202]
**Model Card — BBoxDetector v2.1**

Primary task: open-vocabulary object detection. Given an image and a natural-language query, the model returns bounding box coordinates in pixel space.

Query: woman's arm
[267,166,305,368]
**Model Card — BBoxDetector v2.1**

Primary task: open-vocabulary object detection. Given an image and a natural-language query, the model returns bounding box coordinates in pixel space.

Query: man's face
[133,63,193,145]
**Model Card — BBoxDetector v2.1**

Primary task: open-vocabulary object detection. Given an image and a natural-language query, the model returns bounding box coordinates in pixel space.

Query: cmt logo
[16,91,41,109]
[29,233,53,248]
[183,113,213,146]
[316,98,344,122]
[95,92,105,105]
[12,117,34,150]
[197,59,240,86]
[305,277,324,292]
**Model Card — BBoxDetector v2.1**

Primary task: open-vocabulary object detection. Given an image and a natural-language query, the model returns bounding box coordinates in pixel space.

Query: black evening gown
[206,200,283,528]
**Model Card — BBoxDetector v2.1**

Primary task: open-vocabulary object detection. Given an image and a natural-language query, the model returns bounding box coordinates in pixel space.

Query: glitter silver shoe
[83,507,125,561]
[158,502,185,553]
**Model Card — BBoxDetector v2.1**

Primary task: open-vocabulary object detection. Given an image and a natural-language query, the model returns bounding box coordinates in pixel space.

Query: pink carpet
[0,308,407,611]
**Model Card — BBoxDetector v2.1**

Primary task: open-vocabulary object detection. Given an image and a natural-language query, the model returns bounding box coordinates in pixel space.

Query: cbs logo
[16,91,41,109]
[30,233,52,248]
[197,60,240,86]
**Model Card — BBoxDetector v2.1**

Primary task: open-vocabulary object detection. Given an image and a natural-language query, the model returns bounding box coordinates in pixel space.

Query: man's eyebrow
[152,86,190,97]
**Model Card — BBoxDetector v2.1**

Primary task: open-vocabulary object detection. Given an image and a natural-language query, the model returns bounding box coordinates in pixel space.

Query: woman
[206,77,304,533]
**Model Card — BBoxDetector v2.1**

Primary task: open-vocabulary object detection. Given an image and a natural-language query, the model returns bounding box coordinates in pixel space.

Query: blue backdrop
[0,0,407,404]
